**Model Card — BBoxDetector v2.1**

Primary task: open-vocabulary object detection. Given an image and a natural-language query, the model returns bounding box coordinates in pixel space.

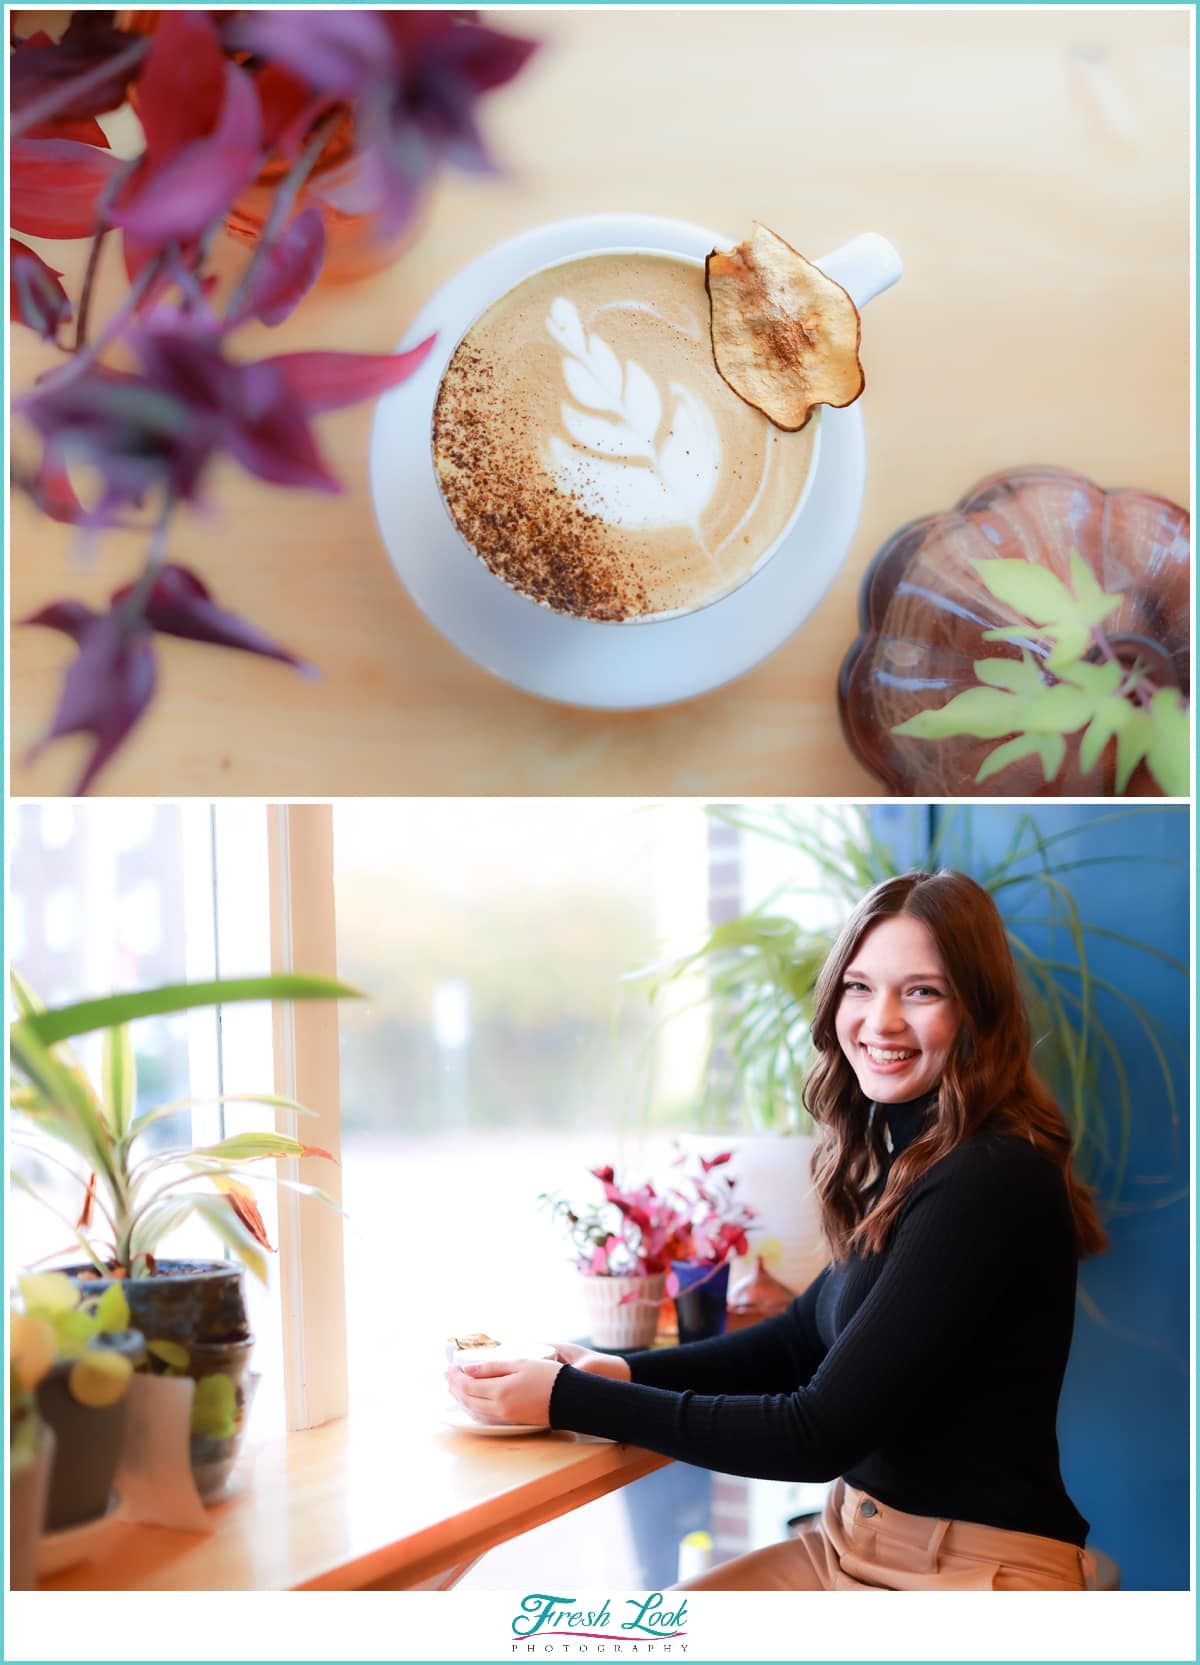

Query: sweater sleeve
[549,1140,1053,1481]
[624,1266,831,1395]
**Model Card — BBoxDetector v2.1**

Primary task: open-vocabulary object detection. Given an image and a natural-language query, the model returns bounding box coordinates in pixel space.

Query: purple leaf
[10,138,126,238]
[27,608,157,796]
[10,239,72,340]
[230,12,394,97]
[22,599,99,643]
[267,336,438,413]
[228,363,342,493]
[111,564,317,675]
[11,17,148,127]
[235,207,326,328]
[111,64,263,248]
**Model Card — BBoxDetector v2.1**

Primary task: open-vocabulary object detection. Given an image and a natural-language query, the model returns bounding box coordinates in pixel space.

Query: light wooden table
[38,1414,670,1591]
[10,9,1190,797]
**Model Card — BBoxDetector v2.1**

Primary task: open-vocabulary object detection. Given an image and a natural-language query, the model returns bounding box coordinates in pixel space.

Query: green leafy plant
[634,805,1184,1209]
[891,553,1189,793]
[142,1339,239,1439]
[10,970,361,1282]
[12,1271,136,1418]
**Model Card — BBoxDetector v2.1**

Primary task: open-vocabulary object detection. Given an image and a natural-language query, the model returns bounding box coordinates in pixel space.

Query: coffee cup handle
[817,233,903,309]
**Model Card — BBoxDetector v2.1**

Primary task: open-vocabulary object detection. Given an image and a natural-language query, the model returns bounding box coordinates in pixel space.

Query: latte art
[433,252,817,621]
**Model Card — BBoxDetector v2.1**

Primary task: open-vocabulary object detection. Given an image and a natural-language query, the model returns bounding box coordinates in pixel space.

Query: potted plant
[10,9,539,794]
[9,967,359,1500]
[662,1149,756,1345]
[11,1272,141,1540]
[541,1166,693,1350]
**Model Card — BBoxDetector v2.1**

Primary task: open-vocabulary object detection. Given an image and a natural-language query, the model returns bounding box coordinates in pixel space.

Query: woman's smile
[835,915,960,1102]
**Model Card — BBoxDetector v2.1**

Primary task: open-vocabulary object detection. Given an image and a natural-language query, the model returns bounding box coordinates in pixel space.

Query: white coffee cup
[425,222,902,625]
[370,216,902,706]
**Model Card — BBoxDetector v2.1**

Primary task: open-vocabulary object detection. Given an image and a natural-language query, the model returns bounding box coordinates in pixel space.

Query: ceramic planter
[671,1260,731,1346]
[64,1261,254,1502]
[36,1329,144,1531]
[579,1271,665,1350]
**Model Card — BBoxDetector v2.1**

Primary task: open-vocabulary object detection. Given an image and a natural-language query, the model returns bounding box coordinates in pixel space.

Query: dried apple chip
[706,223,864,432]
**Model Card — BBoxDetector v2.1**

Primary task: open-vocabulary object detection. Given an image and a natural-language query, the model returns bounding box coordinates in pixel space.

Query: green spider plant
[635,806,1185,1210]
[10,969,362,1281]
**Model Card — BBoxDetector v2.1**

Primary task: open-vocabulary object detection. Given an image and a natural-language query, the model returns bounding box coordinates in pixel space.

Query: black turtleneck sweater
[549,1099,1089,1547]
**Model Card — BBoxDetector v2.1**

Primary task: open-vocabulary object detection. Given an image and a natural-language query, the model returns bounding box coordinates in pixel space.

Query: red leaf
[235,207,326,327]
[134,10,227,166]
[297,1144,336,1163]
[267,336,438,413]
[226,1187,275,1253]
[10,239,72,339]
[10,138,125,238]
[24,115,110,146]
[111,65,263,247]
[76,1173,98,1230]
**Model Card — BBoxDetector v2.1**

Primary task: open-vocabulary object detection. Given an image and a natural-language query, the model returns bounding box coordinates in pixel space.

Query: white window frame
[265,803,348,1430]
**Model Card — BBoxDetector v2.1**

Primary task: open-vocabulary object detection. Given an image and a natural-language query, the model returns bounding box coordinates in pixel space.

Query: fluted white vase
[579,1272,665,1350]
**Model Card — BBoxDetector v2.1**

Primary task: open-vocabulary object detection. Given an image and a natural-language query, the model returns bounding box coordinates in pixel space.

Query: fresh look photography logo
[510,1593,689,1654]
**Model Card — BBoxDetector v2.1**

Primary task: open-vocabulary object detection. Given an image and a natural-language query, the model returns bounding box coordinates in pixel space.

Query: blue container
[672,1259,731,1346]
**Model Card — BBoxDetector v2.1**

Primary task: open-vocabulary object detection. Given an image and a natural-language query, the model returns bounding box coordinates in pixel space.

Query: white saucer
[37,1492,122,1577]
[369,213,866,710]
[439,1406,549,1438]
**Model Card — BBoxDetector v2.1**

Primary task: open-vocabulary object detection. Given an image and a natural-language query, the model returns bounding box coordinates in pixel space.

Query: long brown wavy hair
[803,870,1107,1261]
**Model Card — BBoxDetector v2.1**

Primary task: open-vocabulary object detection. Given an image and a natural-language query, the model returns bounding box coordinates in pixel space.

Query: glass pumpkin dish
[838,467,1190,797]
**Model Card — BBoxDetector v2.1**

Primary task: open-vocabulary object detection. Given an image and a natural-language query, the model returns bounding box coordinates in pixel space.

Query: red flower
[10,240,71,340]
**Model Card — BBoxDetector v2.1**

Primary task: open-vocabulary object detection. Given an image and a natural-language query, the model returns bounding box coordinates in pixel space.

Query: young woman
[446,871,1107,1591]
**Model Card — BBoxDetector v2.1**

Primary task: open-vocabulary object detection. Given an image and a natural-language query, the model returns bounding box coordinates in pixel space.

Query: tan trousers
[679,1478,1097,1591]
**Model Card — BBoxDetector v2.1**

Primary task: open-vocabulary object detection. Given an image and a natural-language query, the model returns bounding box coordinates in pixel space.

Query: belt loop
[926,1517,951,1570]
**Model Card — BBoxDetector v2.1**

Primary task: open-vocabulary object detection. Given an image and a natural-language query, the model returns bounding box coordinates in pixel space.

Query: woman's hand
[553,1342,632,1382]
[445,1356,564,1427]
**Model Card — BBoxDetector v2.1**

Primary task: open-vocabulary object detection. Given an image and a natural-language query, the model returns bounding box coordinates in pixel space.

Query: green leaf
[9,1020,122,1195]
[190,1197,269,1284]
[18,1271,79,1317]
[1078,698,1134,776]
[191,1372,237,1439]
[1056,658,1124,699]
[1042,621,1092,675]
[146,1339,190,1372]
[128,1092,318,1144]
[975,733,1067,785]
[1114,709,1155,793]
[892,686,1022,740]
[1020,683,1099,734]
[69,1349,132,1408]
[21,973,364,1047]
[973,653,1046,697]
[94,1281,130,1335]
[130,1199,196,1257]
[972,559,1078,624]
[101,1025,137,1139]
[190,1132,307,1162]
[9,968,46,1019]
[1067,548,1123,627]
[1146,690,1190,797]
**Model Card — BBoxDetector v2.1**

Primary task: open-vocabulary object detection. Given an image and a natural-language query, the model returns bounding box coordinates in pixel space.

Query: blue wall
[870,804,1190,1590]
